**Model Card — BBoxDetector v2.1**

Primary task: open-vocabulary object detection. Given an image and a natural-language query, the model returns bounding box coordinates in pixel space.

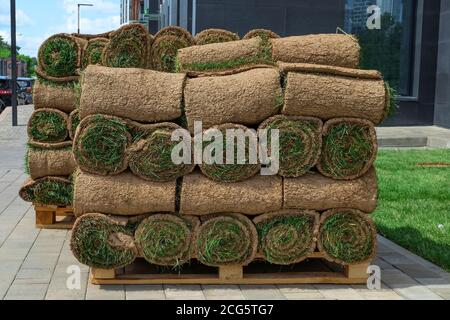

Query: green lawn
[374,149,450,271]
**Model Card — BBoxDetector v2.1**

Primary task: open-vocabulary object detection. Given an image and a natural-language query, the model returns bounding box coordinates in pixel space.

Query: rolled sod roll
[37,33,86,80]
[196,213,258,267]
[68,109,80,140]
[177,37,273,74]
[180,172,283,215]
[194,28,240,45]
[27,141,75,179]
[19,176,73,206]
[258,115,323,177]
[254,210,319,265]
[151,26,194,72]
[71,213,138,269]
[154,25,194,42]
[27,108,69,143]
[271,34,360,68]
[283,167,378,213]
[73,171,176,217]
[79,65,185,123]
[33,80,78,112]
[72,30,112,40]
[127,123,195,182]
[81,38,109,69]
[73,115,131,175]
[199,123,260,183]
[102,23,152,69]
[318,118,378,180]
[135,214,199,266]
[318,209,377,265]
[243,28,280,40]
[184,68,282,132]
[151,35,194,72]
[283,71,389,125]
[277,62,382,79]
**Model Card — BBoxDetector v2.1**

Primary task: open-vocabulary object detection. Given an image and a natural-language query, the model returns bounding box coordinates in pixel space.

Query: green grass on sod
[374,149,450,271]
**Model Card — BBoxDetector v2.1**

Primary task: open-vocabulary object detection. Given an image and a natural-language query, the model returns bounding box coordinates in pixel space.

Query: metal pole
[192,0,196,35]
[10,0,17,126]
[77,4,80,34]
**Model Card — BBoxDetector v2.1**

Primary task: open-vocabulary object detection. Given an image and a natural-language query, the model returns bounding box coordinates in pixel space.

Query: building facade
[121,0,450,128]
[0,58,28,77]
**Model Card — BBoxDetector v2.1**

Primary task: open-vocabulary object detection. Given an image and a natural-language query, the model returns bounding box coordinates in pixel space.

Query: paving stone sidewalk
[0,106,449,300]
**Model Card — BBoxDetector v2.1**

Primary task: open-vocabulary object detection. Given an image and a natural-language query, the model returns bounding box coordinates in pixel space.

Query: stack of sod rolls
[19,32,94,207]
[25,26,393,272]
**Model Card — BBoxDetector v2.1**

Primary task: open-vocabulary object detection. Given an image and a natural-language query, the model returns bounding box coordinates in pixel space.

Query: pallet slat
[90,257,371,285]
[34,204,75,229]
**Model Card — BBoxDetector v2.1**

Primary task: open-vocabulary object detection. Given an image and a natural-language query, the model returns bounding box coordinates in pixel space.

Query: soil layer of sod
[152,26,194,72]
[177,36,274,74]
[127,123,195,182]
[199,123,261,183]
[28,108,69,143]
[254,210,319,265]
[37,33,86,79]
[194,28,239,45]
[196,213,257,267]
[71,213,138,269]
[318,118,377,180]
[258,115,323,177]
[318,209,377,265]
[135,214,199,267]
[243,28,280,40]
[102,23,151,69]
[82,38,109,69]
[74,115,131,175]
[33,80,78,113]
[26,141,75,179]
[19,176,73,206]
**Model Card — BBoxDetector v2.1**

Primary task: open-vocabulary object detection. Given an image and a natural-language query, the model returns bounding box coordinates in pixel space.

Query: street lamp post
[10,0,17,126]
[77,3,93,34]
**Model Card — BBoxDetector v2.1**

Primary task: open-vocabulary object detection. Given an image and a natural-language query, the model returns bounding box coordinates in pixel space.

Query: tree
[0,35,36,77]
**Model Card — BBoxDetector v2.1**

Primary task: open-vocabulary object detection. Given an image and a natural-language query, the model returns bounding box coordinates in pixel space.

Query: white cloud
[62,0,120,34]
[0,0,33,27]
[62,0,118,15]
[0,29,10,43]
[66,16,120,34]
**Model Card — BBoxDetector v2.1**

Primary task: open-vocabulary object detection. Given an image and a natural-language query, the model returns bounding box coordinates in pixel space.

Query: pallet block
[90,253,371,285]
[34,204,75,229]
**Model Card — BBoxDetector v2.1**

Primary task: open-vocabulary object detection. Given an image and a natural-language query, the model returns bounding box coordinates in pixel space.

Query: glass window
[344,0,416,96]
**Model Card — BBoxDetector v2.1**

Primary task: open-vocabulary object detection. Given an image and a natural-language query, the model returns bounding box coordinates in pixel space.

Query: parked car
[17,77,34,105]
[0,76,30,112]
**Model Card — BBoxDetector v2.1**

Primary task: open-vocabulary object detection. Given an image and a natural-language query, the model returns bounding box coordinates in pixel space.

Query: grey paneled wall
[194,0,345,37]
[435,0,450,128]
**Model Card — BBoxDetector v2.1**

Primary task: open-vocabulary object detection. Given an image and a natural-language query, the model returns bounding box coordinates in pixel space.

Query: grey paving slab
[86,283,126,300]
[125,285,166,300]
[201,285,245,300]
[239,285,286,300]
[164,285,206,300]
[314,284,365,300]
[3,283,48,300]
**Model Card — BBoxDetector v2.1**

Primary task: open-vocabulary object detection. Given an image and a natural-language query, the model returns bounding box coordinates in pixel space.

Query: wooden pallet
[91,253,371,285]
[34,204,75,229]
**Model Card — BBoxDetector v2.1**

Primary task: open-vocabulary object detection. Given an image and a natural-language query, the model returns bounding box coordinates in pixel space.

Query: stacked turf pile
[19,33,88,207]
[24,26,392,274]
[19,31,114,208]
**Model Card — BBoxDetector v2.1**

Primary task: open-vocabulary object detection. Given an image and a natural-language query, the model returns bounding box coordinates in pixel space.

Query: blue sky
[0,0,121,57]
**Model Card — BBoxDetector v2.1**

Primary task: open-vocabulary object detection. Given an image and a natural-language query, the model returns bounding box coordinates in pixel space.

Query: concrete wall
[434,0,450,128]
